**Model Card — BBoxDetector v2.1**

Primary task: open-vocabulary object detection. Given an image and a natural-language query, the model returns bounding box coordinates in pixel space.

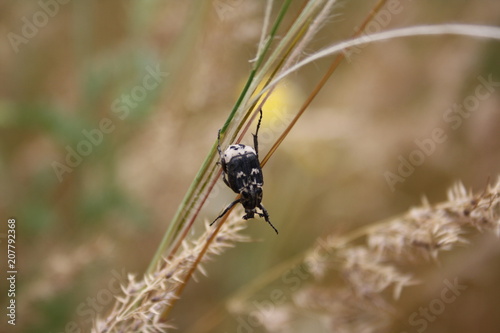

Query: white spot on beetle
[222,144,256,164]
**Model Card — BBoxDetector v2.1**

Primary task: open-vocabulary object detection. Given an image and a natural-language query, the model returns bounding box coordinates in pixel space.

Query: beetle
[210,108,278,234]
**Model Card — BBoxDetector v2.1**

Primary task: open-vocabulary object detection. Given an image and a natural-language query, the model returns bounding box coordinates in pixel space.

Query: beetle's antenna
[259,204,278,234]
[253,108,263,157]
[210,199,242,226]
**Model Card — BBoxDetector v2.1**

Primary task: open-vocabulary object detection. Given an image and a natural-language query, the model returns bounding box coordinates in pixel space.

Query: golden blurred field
[1,1,500,332]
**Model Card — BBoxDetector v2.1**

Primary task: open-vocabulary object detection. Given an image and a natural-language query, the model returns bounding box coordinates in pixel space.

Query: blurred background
[1,1,500,332]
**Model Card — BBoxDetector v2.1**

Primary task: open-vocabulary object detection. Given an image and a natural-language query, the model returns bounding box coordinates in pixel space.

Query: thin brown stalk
[261,0,388,167]
[158,196,237,321]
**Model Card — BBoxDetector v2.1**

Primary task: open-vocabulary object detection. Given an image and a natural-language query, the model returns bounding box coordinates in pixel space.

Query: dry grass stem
[264,24,500,95]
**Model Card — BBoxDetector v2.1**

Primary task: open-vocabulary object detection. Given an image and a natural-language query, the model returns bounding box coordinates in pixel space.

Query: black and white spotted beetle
[210,108,278,234]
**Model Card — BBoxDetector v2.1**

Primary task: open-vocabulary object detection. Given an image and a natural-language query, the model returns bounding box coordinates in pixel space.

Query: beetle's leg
[217,129,223,157]
[222,173,230,188]
[210,199,241,226]
[217,129,231,187]
[258,204,278,234]
[219,163,231,187]
[253,108,263,157]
